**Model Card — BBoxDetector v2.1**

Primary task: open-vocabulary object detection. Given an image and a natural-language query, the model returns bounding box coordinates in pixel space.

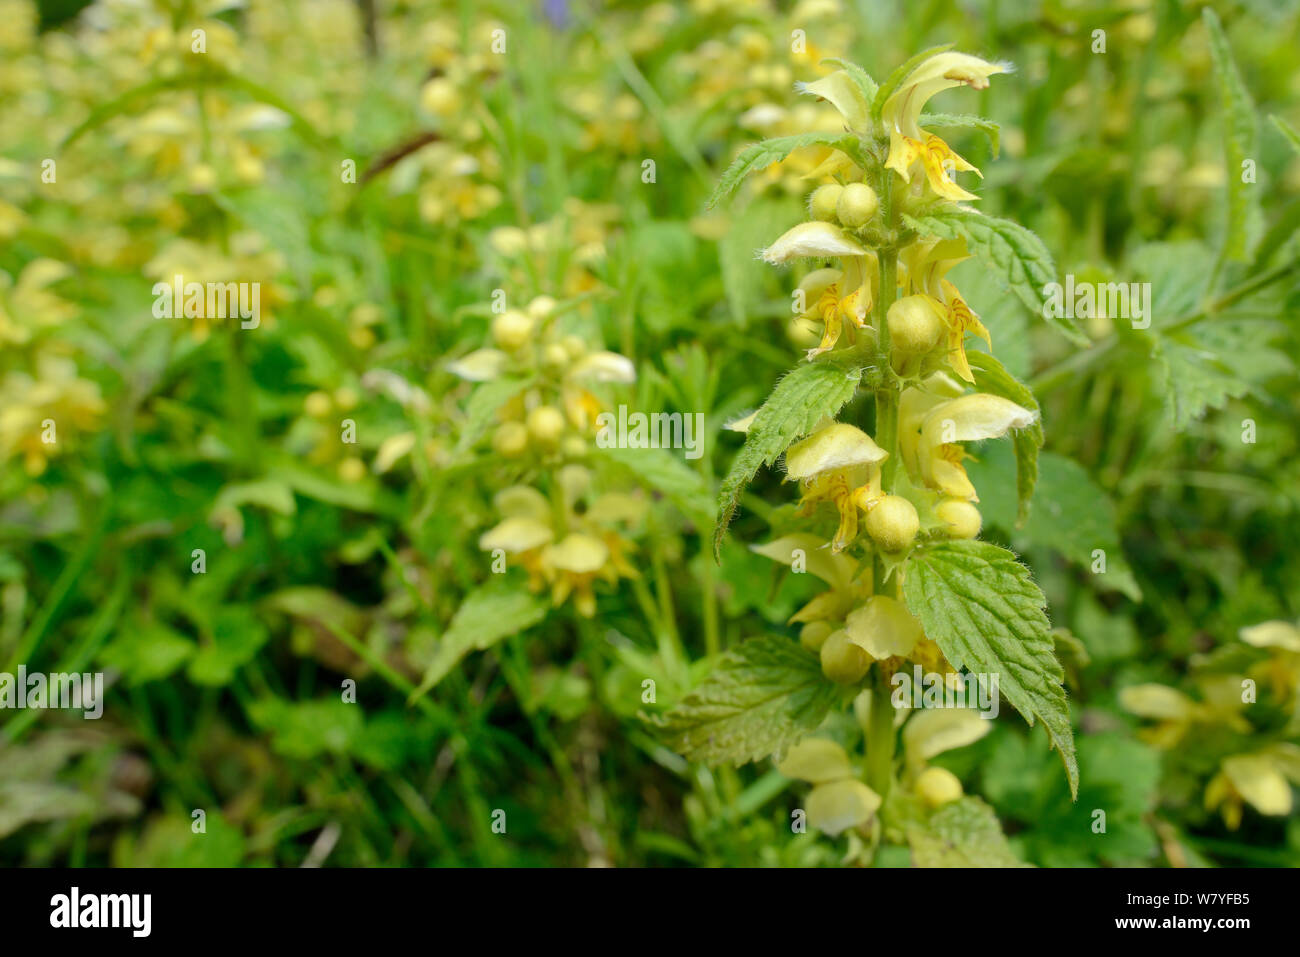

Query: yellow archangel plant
[650,48,1080,862]
[452,295,645,618]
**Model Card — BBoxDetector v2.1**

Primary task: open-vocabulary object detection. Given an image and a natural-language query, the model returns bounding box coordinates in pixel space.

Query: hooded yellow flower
[898,238,990,381]
[1205,744,1300,830]
[777,737,882,837]
[750,532,869,625]
[882,52,1008,201]
[478,481,641,618]
[783,422,889,551]
[1240,619,1300,702]
[899,386,1036,501]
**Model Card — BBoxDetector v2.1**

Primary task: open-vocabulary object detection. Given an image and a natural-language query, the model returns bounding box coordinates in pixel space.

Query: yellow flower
[1240,619,1300,702]
[749,532,868,625]
[777,738,882,837]
[477,484,642,617]
[0,356,105,475]
[0,259,78,344]
[899,387,1036,500]
[1119,677,1251,749]
[898,238,990,381]
[793,254,879,359]
[783,422,889,551]
[1205,744,1300,830]
[882,52,1008,201]
[845,595,923,661]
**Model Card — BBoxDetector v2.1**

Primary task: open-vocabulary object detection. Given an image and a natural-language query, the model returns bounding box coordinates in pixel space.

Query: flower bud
[492,310,533,351]
[820,629,871,684]
[935,497,981,539]
[866,495,919,554]
[836,182,879,228]
[526,405,566,447]
[541,343,569,371]
[800,620,834,653]
[304,390,332,418]
[527,295,558,321]
[808,184,844,222]
[421,77,459,116]
[887,295,944,356]
[915,766,963,808]
[492,421,529,458]
[561,335,587,361]
[338,456,367,483]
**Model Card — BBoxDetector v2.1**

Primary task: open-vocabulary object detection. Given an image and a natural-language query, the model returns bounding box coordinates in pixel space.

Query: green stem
[865,670,895,801]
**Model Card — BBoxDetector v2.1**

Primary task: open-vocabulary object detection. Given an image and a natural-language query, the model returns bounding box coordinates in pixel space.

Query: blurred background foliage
[1,0,1298,866]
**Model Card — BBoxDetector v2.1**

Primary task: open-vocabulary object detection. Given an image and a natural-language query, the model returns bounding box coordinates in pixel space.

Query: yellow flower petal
[784,423,888,481]
[777,738,853,783]
[806,779,881,836]
[845,595,923,660]
[762,221,867,264]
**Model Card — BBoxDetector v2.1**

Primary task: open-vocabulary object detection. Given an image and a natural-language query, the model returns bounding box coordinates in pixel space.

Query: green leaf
[713,359,862,559]
[412,581,548,697]
[455,376,531,456]
[818,58,878,108]
[906,796,1029,867]
[968,351,1042,526]
[1027,453,1141,600]
[1153,320,1292,430]
[187,607,270,687]
[919,113,1000,157]
[1270,114,1300,155]
[1203,8,1258,265]
[871,44,956,122]
[903,209,1085,344]
[246,698,363,760]
[707,132,867,209]
[903,541,1077,797]
[98,624,194,685]
[595,444,711,528]
[644,635,840,766]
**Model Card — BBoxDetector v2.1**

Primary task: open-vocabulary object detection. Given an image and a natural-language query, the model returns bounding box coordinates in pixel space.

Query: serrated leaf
[871,44,956,122]
[412,581,548,697]
[968,351,1042,525]
[903,209,1085,344]
[903,540,1077,797]
[713,360,862,559]
[707,132,867,209]
[456,376,531,456]
[644,635,840,766]
[919,112,1000,157]
[906,796,1030,867]
[1153,321,1292,430]
[1203,8,1258,264]
[818,58,878,108]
